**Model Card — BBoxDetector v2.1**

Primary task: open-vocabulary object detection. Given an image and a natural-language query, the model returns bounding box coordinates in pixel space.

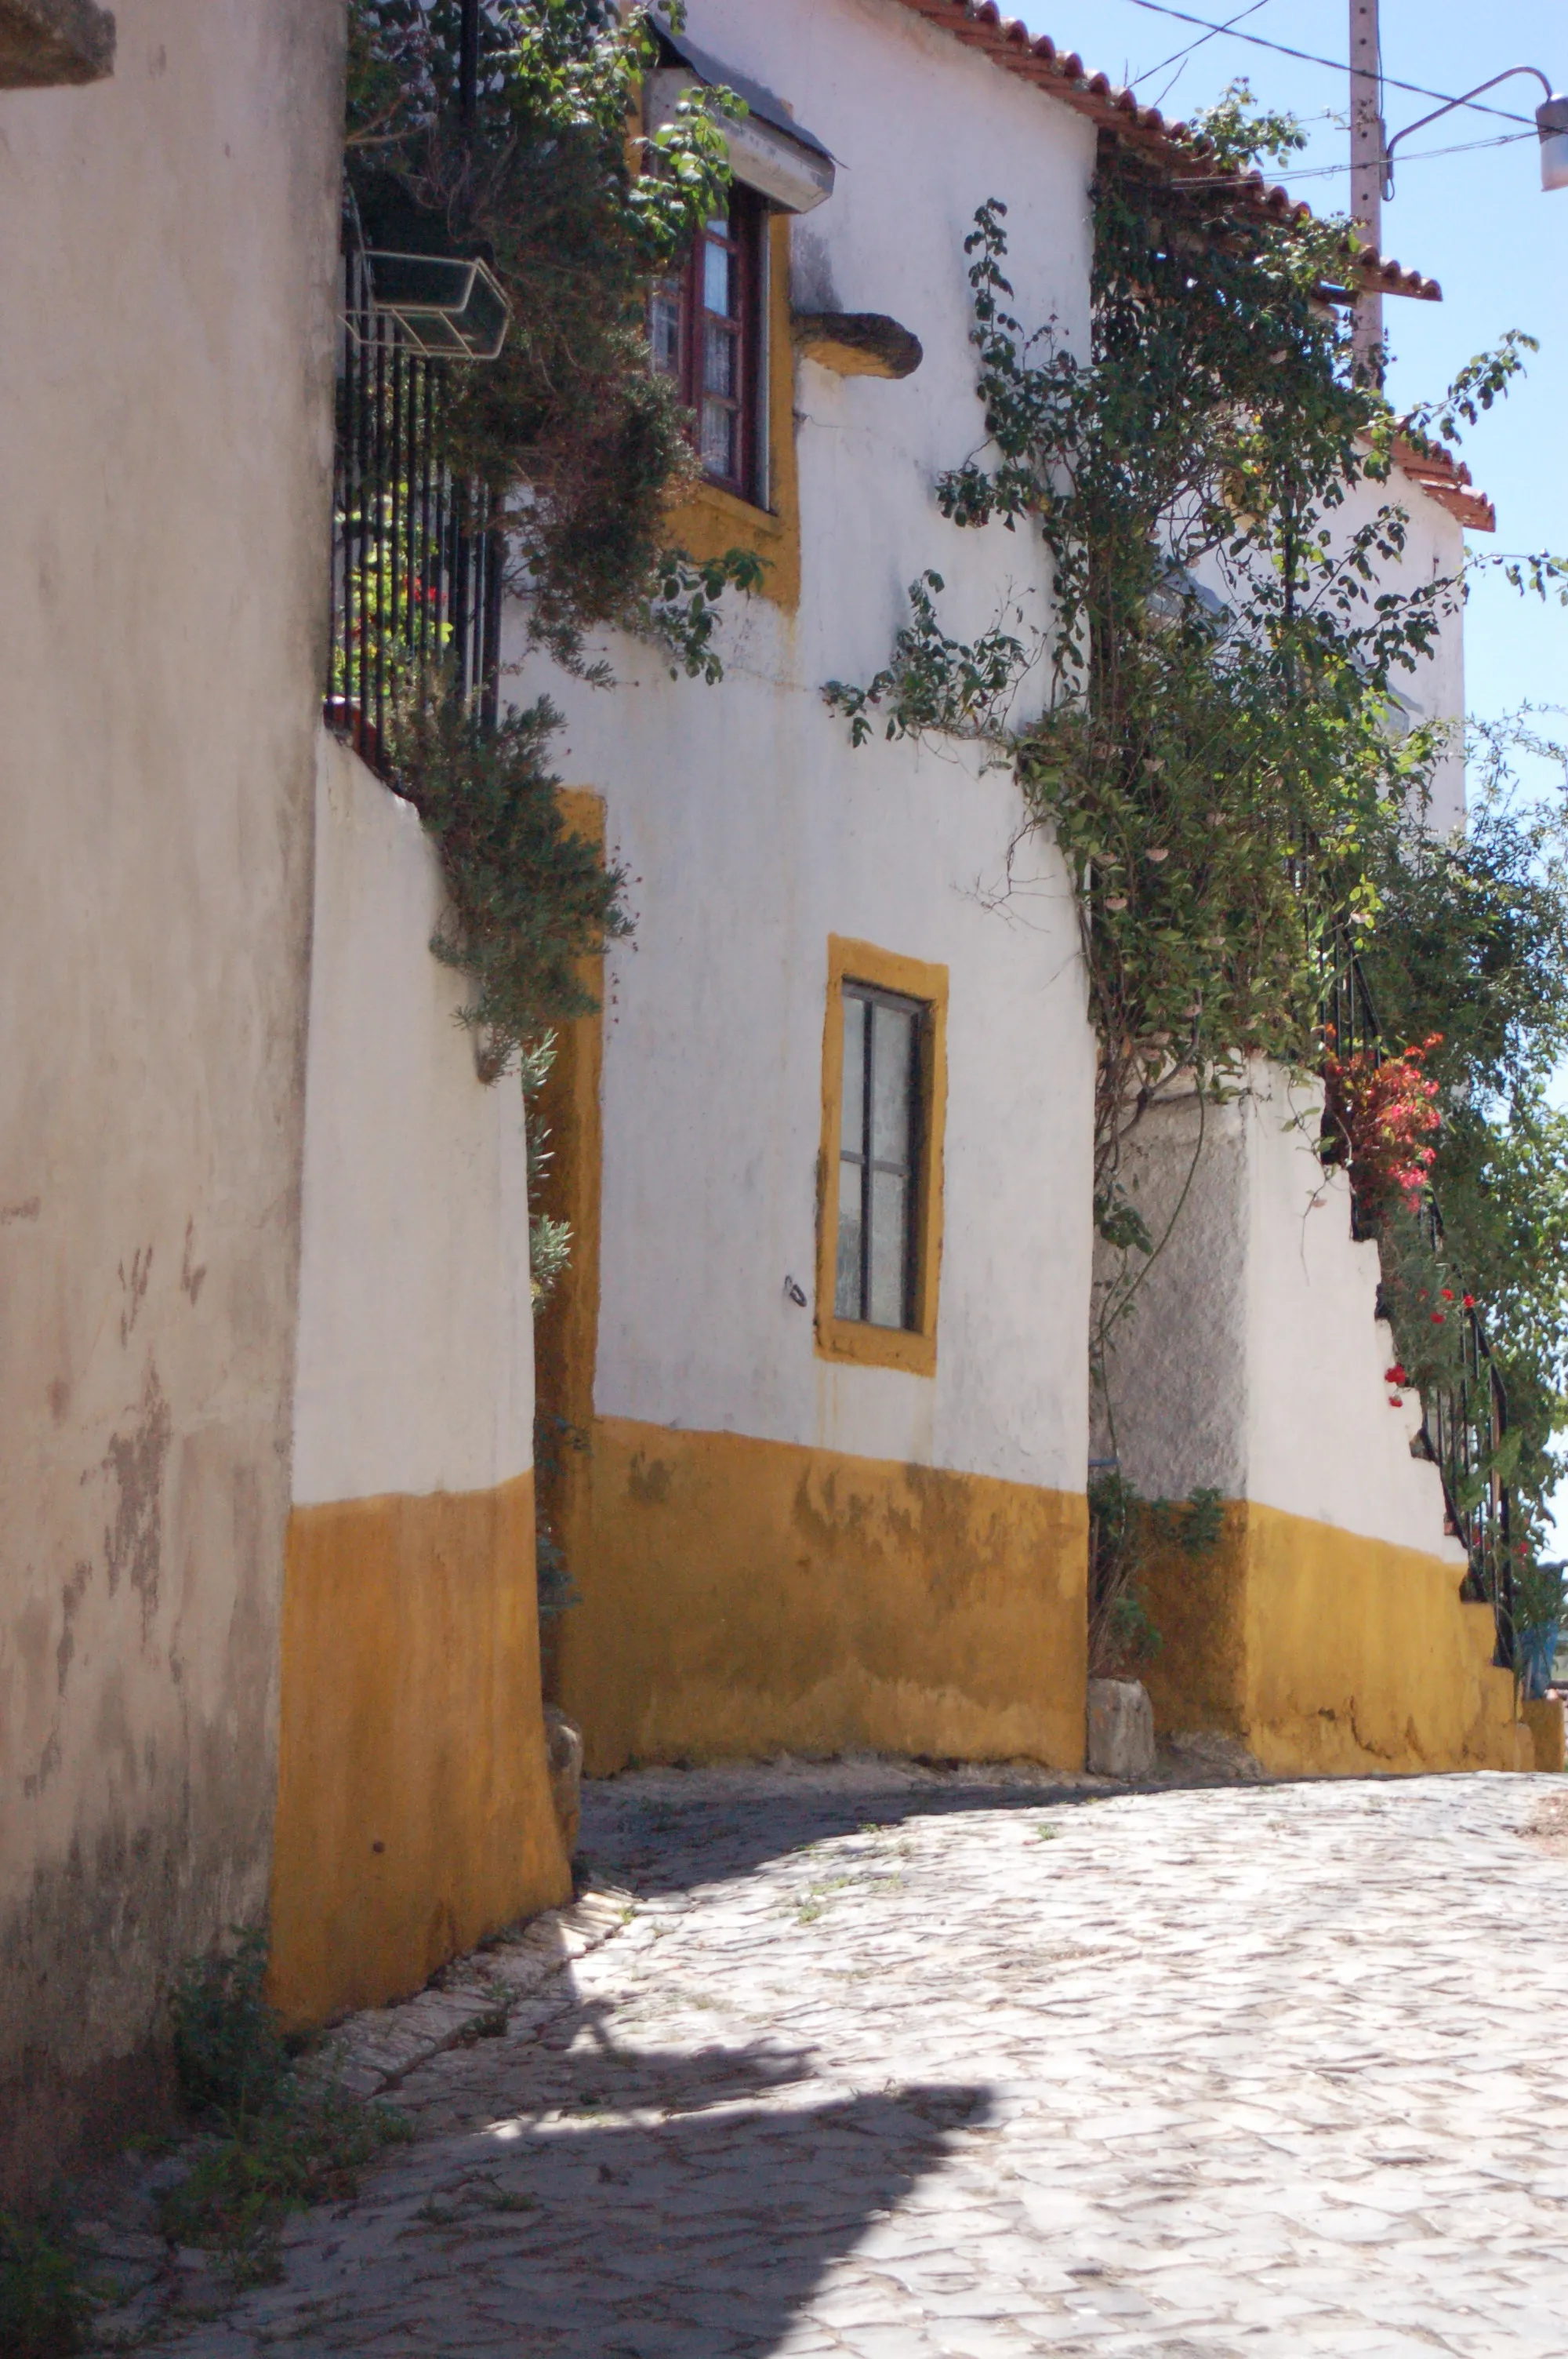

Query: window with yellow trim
[816,939,946,1376]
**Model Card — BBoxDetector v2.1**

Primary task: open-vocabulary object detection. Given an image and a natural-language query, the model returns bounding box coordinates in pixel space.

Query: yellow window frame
[815,935,948,1377]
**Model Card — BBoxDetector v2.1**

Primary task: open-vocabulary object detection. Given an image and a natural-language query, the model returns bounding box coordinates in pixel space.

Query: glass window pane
[868,1169,909,1328]
[700,399,736,479]
[870,1003,914,1170]
[703,236,733,318]
[840,994,866,1158]
[650,284,682,377]
[703,322,736,397]
[836,1157,864,1319]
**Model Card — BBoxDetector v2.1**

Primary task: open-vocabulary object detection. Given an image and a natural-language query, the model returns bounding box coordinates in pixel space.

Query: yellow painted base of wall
[552,1419,1088,1776]
[1523,1696,1565,1774]
[1140,1499,1522,1776]
[267,1471,571,2028]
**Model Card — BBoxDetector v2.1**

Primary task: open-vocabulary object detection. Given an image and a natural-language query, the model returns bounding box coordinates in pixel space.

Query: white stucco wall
[1102,1063,1463,1561]
[292,736,535,1508]
[516,0,1101,1497]
[1341,453,1469,836]
[0,0,343,2181]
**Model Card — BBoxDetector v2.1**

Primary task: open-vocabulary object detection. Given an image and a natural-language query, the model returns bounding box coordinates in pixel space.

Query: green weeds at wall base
[0,2214,89,2359]
[163,1935,409,2288]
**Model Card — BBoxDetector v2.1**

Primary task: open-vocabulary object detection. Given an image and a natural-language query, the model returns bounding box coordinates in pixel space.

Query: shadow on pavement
[579,1775,1108,1903]
[348,2034,989,2359]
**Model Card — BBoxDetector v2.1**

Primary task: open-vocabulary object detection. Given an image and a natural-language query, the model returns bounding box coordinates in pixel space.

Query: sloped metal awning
[648,15,837,214]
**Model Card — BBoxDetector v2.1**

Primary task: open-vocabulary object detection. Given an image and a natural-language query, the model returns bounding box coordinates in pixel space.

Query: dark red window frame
[650,186,767,507]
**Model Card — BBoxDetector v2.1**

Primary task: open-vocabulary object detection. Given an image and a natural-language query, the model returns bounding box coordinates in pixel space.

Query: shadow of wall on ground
[287,2024,989,2359]
[579,1777,1109,1903]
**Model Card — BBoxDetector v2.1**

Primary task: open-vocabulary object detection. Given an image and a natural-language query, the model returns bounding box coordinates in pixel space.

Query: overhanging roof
[886,0,1442,302]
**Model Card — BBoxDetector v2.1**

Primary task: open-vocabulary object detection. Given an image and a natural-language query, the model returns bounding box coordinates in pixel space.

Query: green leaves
[345,3,753,671]
[387,682,632,1079]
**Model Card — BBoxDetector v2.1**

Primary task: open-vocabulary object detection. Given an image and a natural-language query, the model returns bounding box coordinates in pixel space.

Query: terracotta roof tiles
[1392,437,1497,533]
[887,0,1442,301]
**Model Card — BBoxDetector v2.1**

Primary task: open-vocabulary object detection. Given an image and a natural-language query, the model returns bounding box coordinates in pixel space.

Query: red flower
[1462,1295,1475,1310]
[1385,1365,1406,1384]
[1431,1311,1446,1325]
[1388,1394,1404,1408]
[1441,1289,1454,1301]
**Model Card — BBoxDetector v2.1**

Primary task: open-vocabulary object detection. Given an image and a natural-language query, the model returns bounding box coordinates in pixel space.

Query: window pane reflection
[835,1158,863,1320]
[703,238,733,318]
[868,1170,908,1328]
[700,401,736,479]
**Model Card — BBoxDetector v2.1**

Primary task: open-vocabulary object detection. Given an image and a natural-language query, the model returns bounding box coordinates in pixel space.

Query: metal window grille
[328,238,503,777]
[1319,922,1516,1668]
[835,983,924,1331]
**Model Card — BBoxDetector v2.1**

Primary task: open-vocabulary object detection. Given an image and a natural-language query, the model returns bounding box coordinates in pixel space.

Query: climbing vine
[826,105,1568,1564]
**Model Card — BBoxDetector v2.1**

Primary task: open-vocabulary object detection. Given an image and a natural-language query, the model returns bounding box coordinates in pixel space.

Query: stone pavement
[117,1761,1568,2357]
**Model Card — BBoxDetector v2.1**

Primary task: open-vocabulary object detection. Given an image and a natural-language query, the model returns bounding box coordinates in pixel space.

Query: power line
[1117,1,1537,126]
[1131,0,1275,98]
[1175,127,1535,187]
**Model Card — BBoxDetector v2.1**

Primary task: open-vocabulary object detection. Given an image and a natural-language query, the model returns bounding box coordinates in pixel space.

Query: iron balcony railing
[328,238,503,776]
[1319,922,1516,1668]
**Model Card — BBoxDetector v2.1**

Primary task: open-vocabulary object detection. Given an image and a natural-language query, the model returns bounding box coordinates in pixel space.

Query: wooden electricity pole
[1349,0,1385,376]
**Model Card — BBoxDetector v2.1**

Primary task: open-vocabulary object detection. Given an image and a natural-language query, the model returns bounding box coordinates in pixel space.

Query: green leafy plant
[826,117,1566,1529]
[344,0,757,674]
[164,1933,409,2285]
[386,684,631,1083]
[0,2214,89,2359]
[158,2094,410,2289]
[170,1928,292,2121]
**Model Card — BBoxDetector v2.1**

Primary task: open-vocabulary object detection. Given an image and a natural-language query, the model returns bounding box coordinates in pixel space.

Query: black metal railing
[328,240,503,775]
[1319,923,1516,1667]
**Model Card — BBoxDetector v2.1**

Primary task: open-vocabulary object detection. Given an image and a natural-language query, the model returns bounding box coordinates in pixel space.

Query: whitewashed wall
[514,0,1102,1497]
[0,0,343,2189]
[1101,1063,1462,1561]
[1341,455,1469,836]
[292,735,535,1510]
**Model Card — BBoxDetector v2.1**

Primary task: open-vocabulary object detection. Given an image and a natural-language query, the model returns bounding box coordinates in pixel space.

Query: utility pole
[1349,0,1385,377]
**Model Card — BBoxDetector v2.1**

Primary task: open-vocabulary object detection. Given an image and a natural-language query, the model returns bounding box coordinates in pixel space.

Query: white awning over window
[647,20,837,216]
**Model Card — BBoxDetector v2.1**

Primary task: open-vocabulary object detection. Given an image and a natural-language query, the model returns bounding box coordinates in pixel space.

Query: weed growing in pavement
[162,1934,410,2287]
[1033,1824,1060,1842]
[0,2212,90,2359]
[169,1928,291,2117]
[159,2092,411,2289]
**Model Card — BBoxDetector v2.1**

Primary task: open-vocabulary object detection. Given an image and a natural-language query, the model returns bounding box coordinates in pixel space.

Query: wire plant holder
[1318,920,1517,1668]
[328,236,503,779]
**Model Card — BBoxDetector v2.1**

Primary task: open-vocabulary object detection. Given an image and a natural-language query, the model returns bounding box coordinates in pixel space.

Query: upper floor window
[650,187,767,507]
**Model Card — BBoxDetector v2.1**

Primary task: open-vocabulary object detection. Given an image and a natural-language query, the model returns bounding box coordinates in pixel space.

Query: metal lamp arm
[1384,65,1555,190]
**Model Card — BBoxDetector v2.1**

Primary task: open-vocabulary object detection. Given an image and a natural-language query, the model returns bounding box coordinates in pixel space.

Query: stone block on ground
[1086,1679,1156,1779]
[545,1704,584,1855]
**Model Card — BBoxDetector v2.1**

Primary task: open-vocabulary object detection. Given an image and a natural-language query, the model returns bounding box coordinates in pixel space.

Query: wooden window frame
[816,936,948,1377]
[651,185,768,507]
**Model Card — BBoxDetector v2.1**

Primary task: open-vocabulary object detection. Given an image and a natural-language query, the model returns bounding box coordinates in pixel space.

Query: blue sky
[1021,0,1567,735]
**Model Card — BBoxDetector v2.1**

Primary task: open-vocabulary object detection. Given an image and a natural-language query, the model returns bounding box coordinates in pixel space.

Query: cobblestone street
[129,1765,1568,2358]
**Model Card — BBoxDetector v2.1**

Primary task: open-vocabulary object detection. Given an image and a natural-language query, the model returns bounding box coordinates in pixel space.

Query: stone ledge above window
[1,0,115,88]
